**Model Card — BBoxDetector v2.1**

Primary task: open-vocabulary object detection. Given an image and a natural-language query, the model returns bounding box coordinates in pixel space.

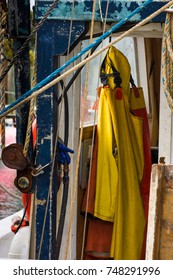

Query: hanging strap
[100,69,122,88]
[100,53,122,88]
[130,74,140,98]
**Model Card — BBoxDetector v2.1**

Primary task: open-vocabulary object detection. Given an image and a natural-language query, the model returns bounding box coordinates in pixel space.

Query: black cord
[55,164,69,259]
[15,194,30,234]
[58,79,69,147]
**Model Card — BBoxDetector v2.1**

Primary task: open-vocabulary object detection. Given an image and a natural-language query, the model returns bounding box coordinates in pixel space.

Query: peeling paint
[35,0,167,23]
[36,199,47,205]
[40,135,51,145]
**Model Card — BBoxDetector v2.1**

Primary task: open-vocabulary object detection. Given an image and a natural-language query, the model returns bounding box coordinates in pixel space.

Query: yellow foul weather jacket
[94,46,145,260]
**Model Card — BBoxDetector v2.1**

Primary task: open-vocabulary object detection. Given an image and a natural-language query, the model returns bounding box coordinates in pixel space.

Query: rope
[162,9,173,111]
[98,0,104,23]
[0,0,156,119]
[1,0,172,120]
[0,0,60,84]
[0,3,7,150]
[23,36,37,157]
[64,0,97,260]
[0,183,21,200]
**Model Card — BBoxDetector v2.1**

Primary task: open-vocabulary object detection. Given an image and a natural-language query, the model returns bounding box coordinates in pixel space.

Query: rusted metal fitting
[1,143,29,170]
[14,169,33,193]
[2,143,33,193]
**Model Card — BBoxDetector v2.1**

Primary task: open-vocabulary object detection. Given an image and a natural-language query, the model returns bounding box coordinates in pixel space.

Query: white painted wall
[58,44,81,260]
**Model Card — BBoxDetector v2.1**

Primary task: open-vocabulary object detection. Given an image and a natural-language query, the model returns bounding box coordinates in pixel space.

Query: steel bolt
[18,177,29,189]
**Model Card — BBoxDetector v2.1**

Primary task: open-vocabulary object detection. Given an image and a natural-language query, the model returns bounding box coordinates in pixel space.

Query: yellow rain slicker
[94,46,145,259]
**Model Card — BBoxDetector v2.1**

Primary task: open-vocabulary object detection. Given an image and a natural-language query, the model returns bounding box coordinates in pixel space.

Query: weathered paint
[35,18,87,259]
[35,0,168,23]
[36,199,47,205]
[35,19,86,56]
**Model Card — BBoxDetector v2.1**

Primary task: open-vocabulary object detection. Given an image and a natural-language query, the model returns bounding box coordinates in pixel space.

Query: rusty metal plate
[1,143,29,170]
[14,169,33,193]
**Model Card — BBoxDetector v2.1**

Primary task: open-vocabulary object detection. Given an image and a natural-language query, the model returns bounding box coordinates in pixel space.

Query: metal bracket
[1,143,34,193]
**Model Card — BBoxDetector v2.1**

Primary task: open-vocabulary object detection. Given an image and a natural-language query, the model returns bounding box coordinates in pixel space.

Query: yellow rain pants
[94,46,145,260]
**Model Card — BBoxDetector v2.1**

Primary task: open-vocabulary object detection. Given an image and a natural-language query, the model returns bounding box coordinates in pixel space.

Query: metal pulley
[2,143,29,170]
[1,143,33,193]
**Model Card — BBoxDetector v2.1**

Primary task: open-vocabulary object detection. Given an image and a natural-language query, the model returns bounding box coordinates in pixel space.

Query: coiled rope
[162,9,173,111]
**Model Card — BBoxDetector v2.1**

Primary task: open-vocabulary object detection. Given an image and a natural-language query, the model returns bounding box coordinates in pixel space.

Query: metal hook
[31,162,52,177]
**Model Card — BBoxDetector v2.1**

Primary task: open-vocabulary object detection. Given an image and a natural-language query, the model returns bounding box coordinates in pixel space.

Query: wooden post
[146,164,173,259]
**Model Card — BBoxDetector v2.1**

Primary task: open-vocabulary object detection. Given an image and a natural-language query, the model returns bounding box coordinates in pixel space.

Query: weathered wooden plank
[158,83,172,164]
[146,164,173,259]
[159,166,173,259]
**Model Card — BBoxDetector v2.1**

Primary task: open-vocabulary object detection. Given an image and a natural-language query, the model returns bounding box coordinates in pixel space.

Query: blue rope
[57,141,74,165]
[0,0,153,117]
